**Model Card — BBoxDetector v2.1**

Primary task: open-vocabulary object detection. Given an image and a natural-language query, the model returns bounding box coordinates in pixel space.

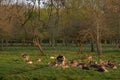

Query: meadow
[0,44,120,80]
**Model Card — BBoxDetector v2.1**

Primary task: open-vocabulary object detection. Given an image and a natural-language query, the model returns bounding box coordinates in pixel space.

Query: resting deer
[26,60,33,64]
[21,53,33,64]
[107,60,117,69]
[56,55,66,66]
[81,54,92,62]
[70,59,78,67]
[50,56,56,59]
[78,62,90,70]
[97,65,108,72]
[36,57,42,62]
[48,55,66,67]
[89,61,108,72]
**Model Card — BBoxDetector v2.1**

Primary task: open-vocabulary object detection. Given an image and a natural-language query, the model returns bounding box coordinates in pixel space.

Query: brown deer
[48,61,58,67]
[97,65,108,72]
[70,59,78,67]
[50,56,56,59]
[26,60,33,64]
[36,57,42,62]
[89,60,108,72]
[78,62,90,70]
[81,54,93,62]
[56,55,66,66]
[21,53,33,64]
[48,55,66,67]
[107,60,117,69]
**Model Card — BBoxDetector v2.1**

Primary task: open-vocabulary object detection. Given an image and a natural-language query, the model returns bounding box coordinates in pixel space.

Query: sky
[16,0,44,6]
[2,0,46,7]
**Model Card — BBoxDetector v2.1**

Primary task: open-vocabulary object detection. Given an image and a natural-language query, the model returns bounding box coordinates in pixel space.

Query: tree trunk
[62,40,65,46]
[49,39,52,47]
[104,39,107,45]
[118,41,120,48]
[0,39,4,50]
[22,39,26,46]
[116,40,120,48]
[62,40,68,46]
[118,15,120,48]
[51,37,55,48]
[79,42,82,54]
[96,22,102,55]
[5,39,8,49]
[49,38,55,48]
[90,41,94,52]
[33,38,45,55]
[78,40,82,54]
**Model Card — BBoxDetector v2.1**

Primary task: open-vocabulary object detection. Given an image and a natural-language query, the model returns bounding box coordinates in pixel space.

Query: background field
[0,44,120,80]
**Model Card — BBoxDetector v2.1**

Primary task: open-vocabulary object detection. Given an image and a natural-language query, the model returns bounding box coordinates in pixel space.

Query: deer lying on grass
[47,54,118,72]
[70,59,78,67]
[97,65,108,72]
[98,59,117,69]
[89,61,108,72]
[36,57,42,62]
[48,55,69,68]
[107,60,117,69]
[81,54,92,62]
[78,63,90,70]
[50,56,56,59]
[67,58,90,70]
[56,55,66,66]
[21,53,33,64]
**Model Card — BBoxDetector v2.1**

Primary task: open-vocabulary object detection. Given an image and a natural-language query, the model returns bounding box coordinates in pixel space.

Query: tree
[104,0,120,48]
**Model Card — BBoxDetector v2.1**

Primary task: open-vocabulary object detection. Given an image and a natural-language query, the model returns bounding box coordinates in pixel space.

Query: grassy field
[0,44,120,80]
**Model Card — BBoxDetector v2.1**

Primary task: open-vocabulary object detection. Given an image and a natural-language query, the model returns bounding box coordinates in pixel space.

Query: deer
[89,60,108,72]
[56,55,66,66]
[48,55,66,68]
[70,59,78,67]
[77,62,90,70]
[21,53,33,64]
[36,57,42,62]
[50,56,56,59]
[81,54,93,62]
[97,65,108,72]
[107,60,117,69]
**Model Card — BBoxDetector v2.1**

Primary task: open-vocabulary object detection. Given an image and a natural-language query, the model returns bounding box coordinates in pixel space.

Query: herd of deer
[21,53,119,72]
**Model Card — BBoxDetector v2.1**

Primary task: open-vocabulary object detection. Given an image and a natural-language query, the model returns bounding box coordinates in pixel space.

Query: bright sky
[16,0,45,6]
[2,0,46,7]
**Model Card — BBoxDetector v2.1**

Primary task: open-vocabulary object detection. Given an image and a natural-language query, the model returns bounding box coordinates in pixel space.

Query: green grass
[0,45,120,80]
